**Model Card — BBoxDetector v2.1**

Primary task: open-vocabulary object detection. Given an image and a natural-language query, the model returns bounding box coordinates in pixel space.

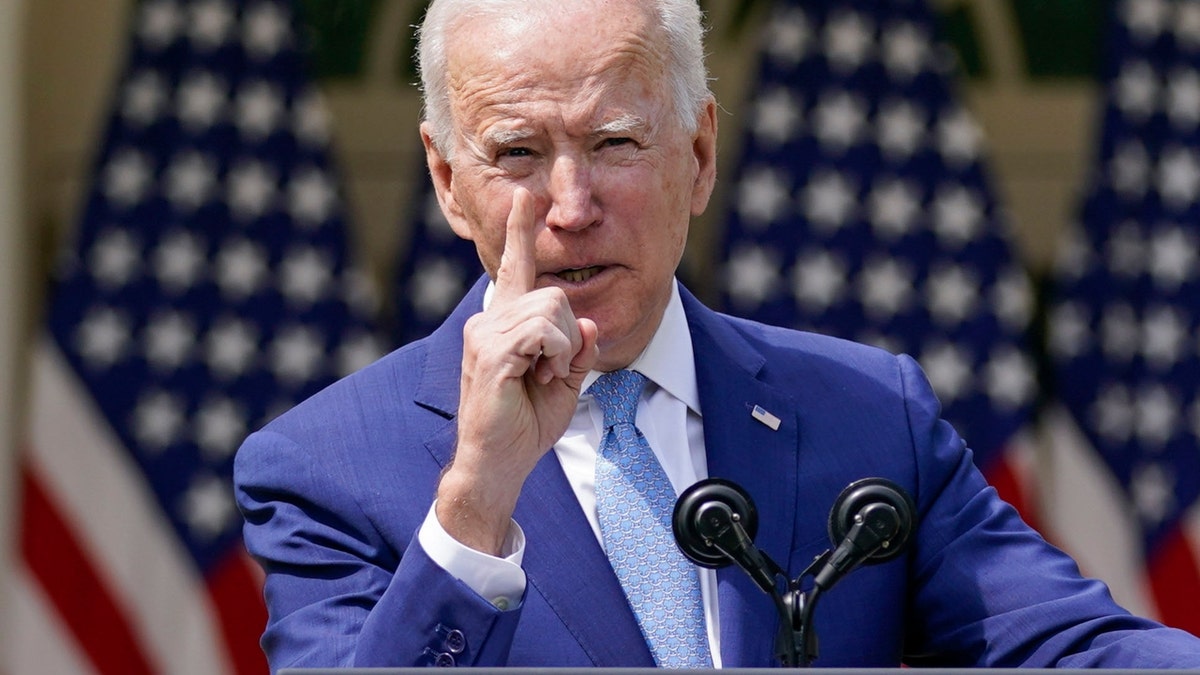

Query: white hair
[416,0,711,158]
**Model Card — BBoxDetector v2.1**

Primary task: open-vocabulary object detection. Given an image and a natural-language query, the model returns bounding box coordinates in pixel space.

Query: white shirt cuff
[417,501,527,610]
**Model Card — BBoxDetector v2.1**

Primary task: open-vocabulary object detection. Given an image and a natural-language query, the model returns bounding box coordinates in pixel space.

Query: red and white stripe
[7,338,266,675]
[1038,405,1200,634]
[982,428,1044,535]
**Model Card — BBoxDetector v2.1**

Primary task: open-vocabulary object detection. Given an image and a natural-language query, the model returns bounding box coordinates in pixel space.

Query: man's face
[422,1,717,370]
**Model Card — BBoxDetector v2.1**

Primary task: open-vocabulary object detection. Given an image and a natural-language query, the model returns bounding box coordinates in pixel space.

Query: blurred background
[1,0,1198,673]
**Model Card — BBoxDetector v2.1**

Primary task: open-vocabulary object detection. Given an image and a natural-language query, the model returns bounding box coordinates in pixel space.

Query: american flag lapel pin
[751,405,781,431]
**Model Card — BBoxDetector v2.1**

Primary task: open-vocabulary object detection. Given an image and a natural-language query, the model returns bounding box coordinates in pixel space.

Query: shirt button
[434,652,456,667]
[491,596,511,610]
[444,628,466,654]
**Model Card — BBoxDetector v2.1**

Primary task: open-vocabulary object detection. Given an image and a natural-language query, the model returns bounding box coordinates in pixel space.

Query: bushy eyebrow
[484,127,536,147]
[595,113,647,136]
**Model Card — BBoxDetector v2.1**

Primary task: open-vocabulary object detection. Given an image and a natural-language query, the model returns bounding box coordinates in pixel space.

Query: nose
[544,155,600,231]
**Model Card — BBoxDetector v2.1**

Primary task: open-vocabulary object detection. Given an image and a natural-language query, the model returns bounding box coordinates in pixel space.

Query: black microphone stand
[686,492,824,666]
[675,478,915,668]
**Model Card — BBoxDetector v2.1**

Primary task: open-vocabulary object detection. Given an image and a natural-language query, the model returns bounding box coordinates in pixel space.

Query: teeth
[558,267,600,283]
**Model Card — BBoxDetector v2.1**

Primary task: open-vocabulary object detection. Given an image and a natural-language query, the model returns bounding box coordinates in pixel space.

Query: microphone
[813,477,916,591]
[672,478,778,594]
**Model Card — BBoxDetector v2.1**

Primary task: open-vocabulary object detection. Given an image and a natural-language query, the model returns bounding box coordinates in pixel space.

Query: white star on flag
[738,167,793,227]
[177,71,227,130]
[90,228,142,289]
[235,80,285,140]
[215,238,269,299]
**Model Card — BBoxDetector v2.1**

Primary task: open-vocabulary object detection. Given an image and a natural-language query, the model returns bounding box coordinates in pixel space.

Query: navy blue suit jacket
[235,279,1200,670]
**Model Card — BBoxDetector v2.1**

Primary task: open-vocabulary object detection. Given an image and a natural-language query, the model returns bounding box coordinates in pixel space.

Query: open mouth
[555,266,603,283]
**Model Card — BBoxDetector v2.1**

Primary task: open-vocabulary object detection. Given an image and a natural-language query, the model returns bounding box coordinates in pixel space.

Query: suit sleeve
[895,355,1200,668]
[234,428,524,670]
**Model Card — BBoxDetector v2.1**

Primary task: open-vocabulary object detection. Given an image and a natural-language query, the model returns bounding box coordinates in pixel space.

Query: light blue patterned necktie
[591,370,712,668]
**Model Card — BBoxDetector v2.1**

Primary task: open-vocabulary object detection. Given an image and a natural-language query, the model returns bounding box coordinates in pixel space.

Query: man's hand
[436,187,599,555]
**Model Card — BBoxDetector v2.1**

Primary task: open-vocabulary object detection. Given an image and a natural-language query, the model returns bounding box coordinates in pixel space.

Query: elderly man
[235,0,1200,670]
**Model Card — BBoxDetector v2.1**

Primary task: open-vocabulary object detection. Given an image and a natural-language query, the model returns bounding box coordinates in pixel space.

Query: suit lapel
[516,456,656,666]
[410,278,479,435]
[681,287,801,668]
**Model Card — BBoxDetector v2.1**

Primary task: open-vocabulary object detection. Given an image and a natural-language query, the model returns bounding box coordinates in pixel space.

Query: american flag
[1047,0,1200,635]
[394,175,483,344]
[7,0,384,673]
[716,0,1041,522]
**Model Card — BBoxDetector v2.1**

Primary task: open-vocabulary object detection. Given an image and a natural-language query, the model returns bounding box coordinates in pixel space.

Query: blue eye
[501,147,532,158]
[601,137,633,148]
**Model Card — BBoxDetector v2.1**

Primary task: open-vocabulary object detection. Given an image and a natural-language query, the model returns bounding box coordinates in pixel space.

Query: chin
[593,317,658,369]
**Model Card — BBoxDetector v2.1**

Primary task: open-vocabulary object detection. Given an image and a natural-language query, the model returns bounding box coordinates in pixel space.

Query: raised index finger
[494,187,537,303]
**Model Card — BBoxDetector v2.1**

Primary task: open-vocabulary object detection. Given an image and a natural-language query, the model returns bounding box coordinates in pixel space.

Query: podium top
[280,670,1174,674]
[278,662,1161,667]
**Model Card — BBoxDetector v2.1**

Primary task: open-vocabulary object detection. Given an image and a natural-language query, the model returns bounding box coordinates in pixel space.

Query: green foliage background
[293,0,1107,85]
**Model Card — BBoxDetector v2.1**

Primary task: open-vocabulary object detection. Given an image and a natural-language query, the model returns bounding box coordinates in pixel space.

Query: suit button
[444,628,466,654]
[434,651,455,667]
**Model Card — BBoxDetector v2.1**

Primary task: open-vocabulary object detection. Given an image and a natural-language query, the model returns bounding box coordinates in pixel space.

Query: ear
[689,97,719,216]
[420,121,474,241]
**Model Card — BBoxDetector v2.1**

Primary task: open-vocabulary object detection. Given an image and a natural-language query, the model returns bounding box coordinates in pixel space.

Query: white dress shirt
[417,281,723,664]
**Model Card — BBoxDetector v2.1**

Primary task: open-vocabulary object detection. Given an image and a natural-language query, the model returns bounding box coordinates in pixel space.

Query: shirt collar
[582,281,700,417]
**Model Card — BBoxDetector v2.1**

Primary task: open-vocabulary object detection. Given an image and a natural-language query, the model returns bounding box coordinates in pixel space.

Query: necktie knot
[589,370,647,428]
